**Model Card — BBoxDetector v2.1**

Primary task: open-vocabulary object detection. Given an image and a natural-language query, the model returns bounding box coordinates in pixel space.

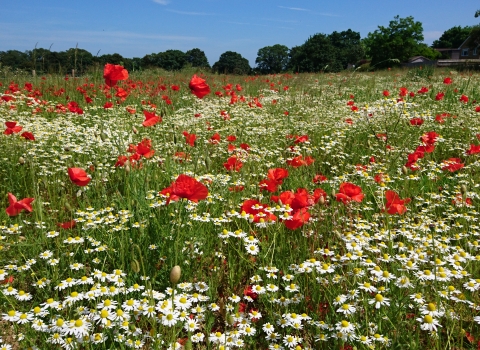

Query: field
[1,66,480,349]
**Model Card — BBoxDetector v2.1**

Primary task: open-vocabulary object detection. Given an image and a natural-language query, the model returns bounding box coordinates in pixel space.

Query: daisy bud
[401,166,408,175]
[132,126,138,134]
[460,184,467,195]
[18,157,25,165]
[131,259,140,273]
[64,146,70,152]
[170,265,181,284]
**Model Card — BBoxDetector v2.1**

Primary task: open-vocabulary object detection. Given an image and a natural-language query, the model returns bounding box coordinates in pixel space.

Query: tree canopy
[255,44,289,74]
[212,51,251,75]
[185,48,210,68]
[432,26,472,48]
[363,15,425,69]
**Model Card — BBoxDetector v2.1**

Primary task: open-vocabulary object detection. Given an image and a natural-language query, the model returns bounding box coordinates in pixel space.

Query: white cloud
[166,9,214,15]
[153,0,169,5]
[278,5,309,11]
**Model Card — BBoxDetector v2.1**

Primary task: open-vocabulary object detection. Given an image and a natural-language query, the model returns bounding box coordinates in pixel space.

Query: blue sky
[1,0,479,67]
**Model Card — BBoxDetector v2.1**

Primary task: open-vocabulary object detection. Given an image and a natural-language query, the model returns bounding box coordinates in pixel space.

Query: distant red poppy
[57,220,76,229]
[5,193,34,216]
[104,102,113,109]
[466,144,480,155]
[399,87,408,97]
[420,131,439,146]
[409,118,424,126]
[475,106,480,112]
[441,158,464,172]
[287,155,314,168]
[189,75,210,99]
[136,138,155,158]
[335,183,364,204]
[383,90,390,97]
[460,94,469,103]
[142,110,161,127]
[4,121,22,135]
[209,133,221,144]
[435,92,445,101]
[385,190,410,215]
[161,174,208,203]
[68,168,91,186]
[417,86,428,94]
[443,77,452,84]
[223,156,243,171]
[115,155,128,167]
[183,131,197,147]
[171,85,180,91]
[20,131,35,140]
[103,63,129,87]
[313,174,327,183]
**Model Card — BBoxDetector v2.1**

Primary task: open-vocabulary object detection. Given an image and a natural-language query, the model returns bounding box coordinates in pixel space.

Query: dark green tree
[363,15,424,68]
[141,53,160,68]
[98,53,125,65]
[432,26,472,48]
[255,44,289,74]
[287,33,339,72]
[212,51,251,75]
[158,50,187,71]
[328,30,365,69]
[185,48,210,68]
[0,50,30,70]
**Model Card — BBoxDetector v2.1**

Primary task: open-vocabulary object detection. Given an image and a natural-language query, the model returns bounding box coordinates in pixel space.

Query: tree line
[1,15,478,75]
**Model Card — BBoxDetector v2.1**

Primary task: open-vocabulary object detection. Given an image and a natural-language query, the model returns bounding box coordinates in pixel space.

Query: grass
[0,66,480,349]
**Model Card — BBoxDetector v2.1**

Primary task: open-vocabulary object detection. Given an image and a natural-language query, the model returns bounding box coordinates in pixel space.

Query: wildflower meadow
[1,65,480,349]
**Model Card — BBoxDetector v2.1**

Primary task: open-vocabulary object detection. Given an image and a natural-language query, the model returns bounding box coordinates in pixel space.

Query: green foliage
[364,15,424,69]
[415,43,441,60]
[158,50,187,71]
[212,51,251,75]
[185,48,210,68]
[288,30,364,73]
[255,44,289,74]
[432,25,472,49]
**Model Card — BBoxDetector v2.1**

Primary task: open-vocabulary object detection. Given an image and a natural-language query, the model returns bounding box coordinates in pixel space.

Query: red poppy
[5,193,34,216]
[240,143,250,151]
[335,183,364,204]
[443,77,452,84]
[294,135,309,144]
[142,110,161,127]
[466,144,480,155]
[409,118,424,126]
[115,155,128,167]
[20,131,35,140]
[223,156,243,171]
[420,131,439,146]
[460,94,469,103]
[67,101,83,114]
[57,220,76,229]
[399,87,408,97]
[452,193,473,207]
[161,174,208,203]
[475,106,480,112]
[417,86,428,94]
[267,168,289,183]
[259,178,280,192]
[441,158,464,172]
[374,173,385,184]
[183,131,197,147]
[68,168,91,186]
[103,63,129,87]
[313,174,327,183]
[435,92,445,101]
[382,90,390,97]
[4,121,22,135]
[209,133,221,144]
[287,155,314,168]
[136,138,155,158]
[226,135,237,142]
[189,75,210,99]
[284,208,311,230]
[171,85,180,91]
[385,190,410,215]
[104,102,113,109]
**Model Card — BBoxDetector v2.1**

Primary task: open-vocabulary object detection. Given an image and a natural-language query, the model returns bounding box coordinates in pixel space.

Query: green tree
[212,51,251,75]
[158,50,187,71]
[185,48,210,68]
[287,33,338,72]
[255,44,289,74]
[0,50,30,70]
[432,26,472,48]
[364,15,424,69]
[328,29,365,69]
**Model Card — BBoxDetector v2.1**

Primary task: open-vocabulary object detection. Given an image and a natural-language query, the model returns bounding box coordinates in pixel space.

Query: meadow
[1,65,480,349]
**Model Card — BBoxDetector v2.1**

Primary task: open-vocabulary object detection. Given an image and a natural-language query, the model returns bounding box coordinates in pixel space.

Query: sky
[1,0,479,67]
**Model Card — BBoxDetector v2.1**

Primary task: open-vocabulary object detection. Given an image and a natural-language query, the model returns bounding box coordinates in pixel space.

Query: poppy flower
[171,85,180,91]
[209,133,221,144]
[104,102,113,109]
[441,158,464,172]
[136,138,155,158]
[435,92,445,101]
[443,77,452,84]
[115,155,128,167]
[409,118,424,126]
[142,110,161,127]
[68,168,91,186]
[287,155,314,168]
[385,190,410,215]
[313,174,327,183]
[183,131,197,147]
[223,156,243,171]
[382,90,390,97]
[420,131,439,146]
[189,75,210,99]
[417,86,428,94]
[335,183,364,204]
[466,144,480,155]
[4,121,22,135]
[399,87,408,97]
[459,94,469,103]
[57,220,76,229]
[103,63,129,87]
[20,131,35,140]
[161,174,208,203]
[284,208,311,230]
[5,193,34,216]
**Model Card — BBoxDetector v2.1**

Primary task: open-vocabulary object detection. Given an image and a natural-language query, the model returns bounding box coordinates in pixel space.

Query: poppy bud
[100,132,108,142]
[401,166,408,175]
[319,195,325,205]
[131,259,140,273]
[18,157,25,165]
[460,184,467,195]
[132,126,138,134]
[170,265,181,284]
